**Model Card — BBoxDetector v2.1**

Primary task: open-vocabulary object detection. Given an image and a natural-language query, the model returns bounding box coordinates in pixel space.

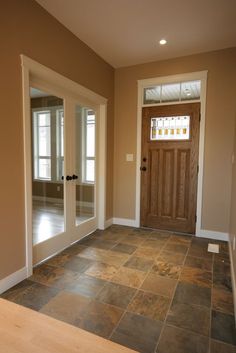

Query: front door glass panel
[150,116,190,141]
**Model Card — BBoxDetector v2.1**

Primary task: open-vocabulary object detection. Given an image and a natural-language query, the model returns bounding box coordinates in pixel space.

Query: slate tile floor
[1,225,236,353]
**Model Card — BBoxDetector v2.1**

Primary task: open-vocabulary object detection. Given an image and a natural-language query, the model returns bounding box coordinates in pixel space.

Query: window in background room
[83,110,95,183]
[33,111,51,180]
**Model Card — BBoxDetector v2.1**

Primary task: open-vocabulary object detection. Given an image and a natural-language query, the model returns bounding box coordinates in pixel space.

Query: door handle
[72,174,78,180]
[140,166,147,171]
[66,175,73,181]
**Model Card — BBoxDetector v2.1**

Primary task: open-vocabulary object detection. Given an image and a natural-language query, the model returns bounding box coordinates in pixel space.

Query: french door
[31,87,97,264]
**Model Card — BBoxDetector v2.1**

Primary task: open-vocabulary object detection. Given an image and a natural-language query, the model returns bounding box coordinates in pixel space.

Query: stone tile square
[188,241,213,259]
[74,300,123,338]
[111,243,137,255]
[124,256,154,272]
[148,231,171,241]
[133,247,159,259]
[213,272,232,292]
[63,256,94,273]
[211,310,236,346]
[85,262,119,280]
[184,255,213,271]
[173,281,211,308]
[210,339,236,353]
[111,312,162,353]
[128,228,153,237]
[121,235,145,246]
[213,260,231,275]
[1,279,35,301]
[158,250,186,265]
[2,282,59,311]
[156,325,209,353]
[66,274,106,298]
[169,234,192,245]
[30,264,80,289]
[166,302,210,336]
[212,288,234,314]
[96,282,136,309]
[163,242,189,255]
[77,247,109,261]
[151,260,182,279]
[40,291,91,325]
[128,290,170,321]
[180,266,212,288]
[111,267,146,288]
[141,238,166,250]
[45,250,75,267]
[141,273,177,297]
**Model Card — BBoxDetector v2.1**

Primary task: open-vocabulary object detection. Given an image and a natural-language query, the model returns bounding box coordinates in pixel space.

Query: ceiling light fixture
[159,39,167,45]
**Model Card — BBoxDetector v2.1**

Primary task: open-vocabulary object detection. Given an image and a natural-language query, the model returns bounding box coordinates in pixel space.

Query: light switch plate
[126,154,134,162]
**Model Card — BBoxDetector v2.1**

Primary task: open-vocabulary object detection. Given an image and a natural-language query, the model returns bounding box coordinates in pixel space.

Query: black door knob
[72,174,78,180]
[66,175,73,181]
[140,166,147,171]
[61,176,64,180]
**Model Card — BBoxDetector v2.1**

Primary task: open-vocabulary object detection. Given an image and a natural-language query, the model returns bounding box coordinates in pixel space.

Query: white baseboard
[104,218,113,229]
[229,243,236,322]
[113,218,138,227]
[196,229,229,242]
[0,267,28,295]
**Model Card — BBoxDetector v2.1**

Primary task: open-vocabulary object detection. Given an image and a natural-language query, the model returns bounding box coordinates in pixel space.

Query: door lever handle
[66,175,73,181]
[140,166,147,171]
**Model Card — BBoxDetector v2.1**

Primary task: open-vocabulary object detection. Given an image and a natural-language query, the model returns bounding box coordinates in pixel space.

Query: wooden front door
[140,103,200,234]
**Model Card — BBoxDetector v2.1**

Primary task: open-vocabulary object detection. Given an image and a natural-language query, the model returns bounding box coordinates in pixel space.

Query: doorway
[140,103,200,234]
[21,55,107,273]
[30,87,98,264]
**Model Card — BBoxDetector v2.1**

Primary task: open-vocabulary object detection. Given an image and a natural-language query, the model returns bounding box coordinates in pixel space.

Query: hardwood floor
[33,199,93,245]
[0,299,137,353]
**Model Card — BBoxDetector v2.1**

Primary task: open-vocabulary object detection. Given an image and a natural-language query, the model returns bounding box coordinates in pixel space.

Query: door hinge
[199,113,201,122]
[195,215,197,223]
[197,165,199,174]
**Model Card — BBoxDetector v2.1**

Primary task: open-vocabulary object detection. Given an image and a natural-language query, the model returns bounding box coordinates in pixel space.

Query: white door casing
[21,55,107,274]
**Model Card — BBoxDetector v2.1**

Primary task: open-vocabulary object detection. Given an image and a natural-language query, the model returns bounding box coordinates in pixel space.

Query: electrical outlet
[57,186,60,192]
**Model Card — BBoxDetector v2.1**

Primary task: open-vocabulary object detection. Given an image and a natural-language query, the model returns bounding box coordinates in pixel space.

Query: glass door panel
[75,105,95,226]
[30,87,65,245]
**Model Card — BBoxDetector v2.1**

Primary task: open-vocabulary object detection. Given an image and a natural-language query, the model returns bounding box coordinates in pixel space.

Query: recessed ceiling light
[159,39,167,45]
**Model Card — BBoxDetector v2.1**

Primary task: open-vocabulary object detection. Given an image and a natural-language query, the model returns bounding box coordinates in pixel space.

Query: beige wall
[229,119,236,293]
[114,48,236,233]
[0,0,114,279]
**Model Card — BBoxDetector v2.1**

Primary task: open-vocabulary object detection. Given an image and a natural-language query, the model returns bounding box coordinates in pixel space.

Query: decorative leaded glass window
[150,116,190,141]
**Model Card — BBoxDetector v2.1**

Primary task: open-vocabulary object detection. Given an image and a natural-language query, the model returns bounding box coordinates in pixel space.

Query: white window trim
[135,71,222,240]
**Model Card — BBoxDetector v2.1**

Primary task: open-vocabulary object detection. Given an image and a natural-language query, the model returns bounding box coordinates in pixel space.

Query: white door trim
[136,71,209,236]
[21,55,107,275]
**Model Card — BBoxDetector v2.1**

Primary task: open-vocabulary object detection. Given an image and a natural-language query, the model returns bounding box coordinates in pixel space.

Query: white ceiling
[36,0,236,68]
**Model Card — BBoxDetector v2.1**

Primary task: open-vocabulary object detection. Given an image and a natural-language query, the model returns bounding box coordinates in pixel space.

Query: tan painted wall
[114,48,236,233]
[229,119,236,293]
[0,0,114,279]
